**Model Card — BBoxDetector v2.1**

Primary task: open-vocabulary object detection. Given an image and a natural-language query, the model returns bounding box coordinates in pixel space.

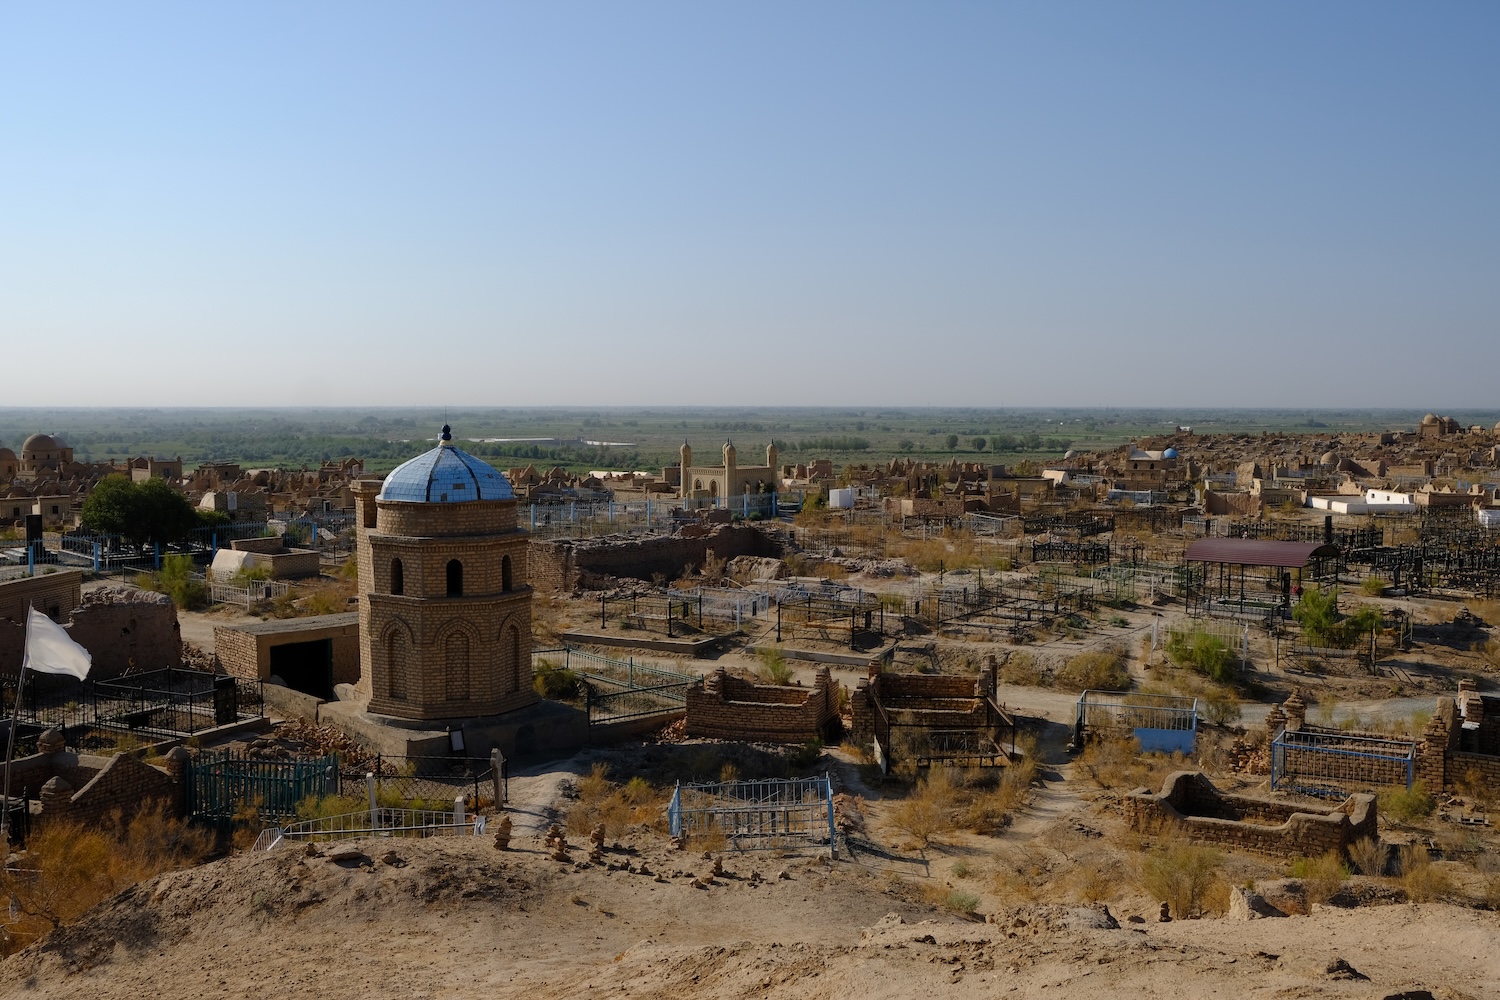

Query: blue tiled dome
[378,426,515,503]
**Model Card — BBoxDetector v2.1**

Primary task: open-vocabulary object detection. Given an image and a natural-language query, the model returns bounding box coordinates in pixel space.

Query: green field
[2,407,1493,475]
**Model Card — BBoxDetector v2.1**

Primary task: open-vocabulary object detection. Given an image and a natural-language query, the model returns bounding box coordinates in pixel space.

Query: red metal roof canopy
[1184,538,1339,569]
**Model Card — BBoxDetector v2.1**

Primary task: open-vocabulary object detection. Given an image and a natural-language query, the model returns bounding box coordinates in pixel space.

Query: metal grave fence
[256,804,480,851]
[2,669,264,746]
[1269,728,1416,797]
[534,646,700,725]
[187,751,340,825]
[1075,690,1198,754]
[667,774,837,857]
[337,754,499,809]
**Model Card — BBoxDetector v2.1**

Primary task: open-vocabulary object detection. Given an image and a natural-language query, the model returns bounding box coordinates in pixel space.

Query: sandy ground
[2,828,1495,1000]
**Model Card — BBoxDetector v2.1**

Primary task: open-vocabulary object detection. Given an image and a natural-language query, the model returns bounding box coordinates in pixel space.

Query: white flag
[21,606,92,680]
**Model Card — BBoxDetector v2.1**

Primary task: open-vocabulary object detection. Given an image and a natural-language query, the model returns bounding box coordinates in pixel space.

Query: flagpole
[0,605,30,846]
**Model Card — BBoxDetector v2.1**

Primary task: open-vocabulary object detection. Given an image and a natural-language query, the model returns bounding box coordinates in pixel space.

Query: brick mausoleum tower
[352,425,536,721]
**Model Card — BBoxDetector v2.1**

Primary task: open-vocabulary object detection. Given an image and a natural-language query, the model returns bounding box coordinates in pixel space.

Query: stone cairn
[544,823,570,862]
[492,814,513,851]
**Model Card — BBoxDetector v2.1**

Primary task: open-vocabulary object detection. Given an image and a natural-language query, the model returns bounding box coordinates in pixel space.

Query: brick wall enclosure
[1123,771,1377,858]
[214,613,361,687]
[528,523,781,591]
[684,666,838,743]
[1416,690,1500,791]
[11,734,186,829]
[849,668,998,748]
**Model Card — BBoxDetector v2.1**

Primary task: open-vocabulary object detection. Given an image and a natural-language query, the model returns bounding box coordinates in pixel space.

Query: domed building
[0,447,16,481]
[351,426,536,722]
[18,433,73,480]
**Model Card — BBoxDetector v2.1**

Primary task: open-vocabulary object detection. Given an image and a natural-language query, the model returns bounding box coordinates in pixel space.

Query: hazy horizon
[4,3,1496,408]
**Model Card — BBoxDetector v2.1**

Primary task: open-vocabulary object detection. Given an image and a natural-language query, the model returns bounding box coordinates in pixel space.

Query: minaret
[766,441,778,472]
[723,438,737,470]
[679,440,692,499]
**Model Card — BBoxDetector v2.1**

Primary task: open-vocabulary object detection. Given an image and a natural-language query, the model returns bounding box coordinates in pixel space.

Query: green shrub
[756,647,794,686]
[1359,577,1387,597]
[784,739,824,771]
[1199,688,1242,725]
[1288,851,1349,904]
[944,890,980,914]
[1055,649,1130,692]
[1165,628,1235,684]
[157,553,208,610]
[1294,588,1382,649]
[1379,783,1435,823]
[533,658,583,700]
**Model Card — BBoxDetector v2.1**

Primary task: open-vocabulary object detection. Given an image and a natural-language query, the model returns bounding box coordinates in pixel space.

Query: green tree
[81,475,199,548]
[898,439,915,453]
[945,434,959,451]
[79,476,136,538]
[971,437,987,452]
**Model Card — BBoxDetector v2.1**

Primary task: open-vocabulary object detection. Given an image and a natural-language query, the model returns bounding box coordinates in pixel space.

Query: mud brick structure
[7,728,188,827]
[1,577,180,679]
[0,569,83,630]
[850,660,1013,765]
[1416,680,1500,791]
[1123,771,1377,858]
[684,666,838,743]
[528,522,781,591]
[214,613,361,698]
[64,588,182,679]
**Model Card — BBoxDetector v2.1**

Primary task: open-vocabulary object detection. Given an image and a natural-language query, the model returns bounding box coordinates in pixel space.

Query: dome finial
[440,424,452,444]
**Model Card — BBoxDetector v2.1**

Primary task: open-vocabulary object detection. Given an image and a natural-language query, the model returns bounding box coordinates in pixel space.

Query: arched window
[505,625,521,693]
[386,629,407,699]
[390,558,404,596]
[446,559,463,597]
[501,554,513,592]
[445,631,470,701]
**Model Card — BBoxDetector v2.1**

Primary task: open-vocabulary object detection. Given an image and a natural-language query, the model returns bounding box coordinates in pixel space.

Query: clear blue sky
[2,2,1495,407]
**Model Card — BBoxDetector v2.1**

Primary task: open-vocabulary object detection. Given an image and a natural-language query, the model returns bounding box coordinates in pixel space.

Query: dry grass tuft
[1138,841,1225,919]
[888,766,960,848]
[1398,844,1455,903]
[566,764,667,838]
[1289,851,1349,904]
[0,804,213,957]
[1346,836,1387,878]
[1055,648,1130,692]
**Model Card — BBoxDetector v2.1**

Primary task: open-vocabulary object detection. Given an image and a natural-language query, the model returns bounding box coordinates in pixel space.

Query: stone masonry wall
[684,666,837,743]
[529,523,782,591]
[1123,771,1376,858]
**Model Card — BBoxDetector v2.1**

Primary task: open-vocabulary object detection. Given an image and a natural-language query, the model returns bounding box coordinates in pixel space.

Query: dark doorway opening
[269,639,333,699]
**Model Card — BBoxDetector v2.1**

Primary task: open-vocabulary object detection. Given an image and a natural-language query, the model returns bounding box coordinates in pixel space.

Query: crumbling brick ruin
[6,727,188,829]
[0,581,181,679]
[850,659,1013,765]
[63,588,182,679]
[528,522,782,591]
[1123,771,1377,858]
[1416,679,1500,791]
[684,666,839,744]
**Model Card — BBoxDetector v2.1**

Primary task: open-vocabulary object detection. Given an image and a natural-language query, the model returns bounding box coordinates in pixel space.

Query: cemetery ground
[6,559,1500,997]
